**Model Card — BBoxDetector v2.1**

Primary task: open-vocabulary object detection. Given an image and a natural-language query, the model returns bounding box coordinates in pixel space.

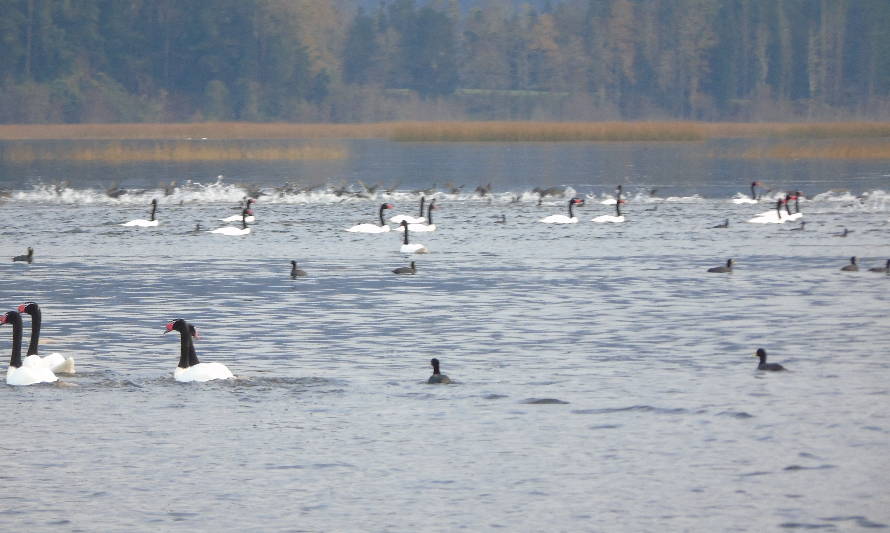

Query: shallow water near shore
[1,140,889,531]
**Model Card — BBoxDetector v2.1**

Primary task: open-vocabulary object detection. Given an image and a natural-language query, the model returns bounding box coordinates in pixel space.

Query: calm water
[1,140,889,531]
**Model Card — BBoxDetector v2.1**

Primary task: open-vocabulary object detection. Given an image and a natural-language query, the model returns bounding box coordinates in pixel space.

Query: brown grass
[0,121,888,144]
[734,141,890,160]
[390,121,708,142]
[3,140,347,162]
[0,122,394,140]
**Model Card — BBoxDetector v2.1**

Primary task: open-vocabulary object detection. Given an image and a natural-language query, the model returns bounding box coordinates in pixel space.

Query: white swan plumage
[390,196,426,224]
[592,187,626,223]
[122,199,159,227]
[17,302,75,374]
[747,200,803,224]
[398,221,429,254]
[2,311,58,386]
[165,319,234,383]
[210,208,252,235]
[221,199,256,222]
[395,199,437,232]
[540,197,583,224]
[348,203,393,233]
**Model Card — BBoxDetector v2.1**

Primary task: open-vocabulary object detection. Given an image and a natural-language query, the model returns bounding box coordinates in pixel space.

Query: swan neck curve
[402,224,409,244]
[6,312,23,368]
[419,196,425,217]
[427,202,434,224]
[568,199,574,219]
[379,204,386,226]
[26,306,41,356]
[150,201,157,221]
[178,326,191,369]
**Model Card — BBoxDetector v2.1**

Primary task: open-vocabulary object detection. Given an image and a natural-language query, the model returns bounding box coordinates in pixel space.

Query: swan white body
[7,365,57,386]
[174,362,234,383]
[390,215,425,224]
[731,195,759,204]
[539,214,577,224]
[592,214,625,223]
[400,243,429,254]
[347,223,390,233]
[23,353,75,374]
[747,210,803,224]
[221,214,255,223]
[395,223,435,232]
[209,226,251,235]
[121,219,159,227]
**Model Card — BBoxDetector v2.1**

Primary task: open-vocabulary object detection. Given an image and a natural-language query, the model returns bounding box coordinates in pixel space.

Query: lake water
[1,140,889,531]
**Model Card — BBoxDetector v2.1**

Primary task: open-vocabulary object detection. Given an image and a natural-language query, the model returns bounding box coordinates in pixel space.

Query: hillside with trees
[1,0,888,123]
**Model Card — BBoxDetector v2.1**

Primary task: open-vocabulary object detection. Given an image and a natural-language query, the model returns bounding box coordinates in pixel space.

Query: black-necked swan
[428,358,451,384]
[747,198,801,224]
[393,261,416,274]
[210,208,252,235]
[122,199,159,227]
[222,198,256,222]
[291,260,307,278]
[390,196,426,224]
[164,319,234,382]
[707,258,733,273]
[2,311,58,386]
[755,348,786,371]
[732,181,762,204]
[399,220,429,254]
[17,302,75,374]
[840,256,858,271]
[13,247,33,263]
[592,197,626,223]
[395,200,437,232]
[347,203,393,233]
[868,259,890,273]
[539,197,583,224]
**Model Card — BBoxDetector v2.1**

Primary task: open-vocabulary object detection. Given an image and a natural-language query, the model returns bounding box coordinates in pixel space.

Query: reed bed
[3,140,347,162]
[1,121,889,144]
[733,141,890,160]
[389,121,708,142]
[0,122,394,140]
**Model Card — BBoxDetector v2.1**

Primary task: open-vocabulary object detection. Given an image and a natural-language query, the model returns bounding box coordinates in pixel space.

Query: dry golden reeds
[389,121,708,142]
[734,141,890,160]
[2,140,347,162]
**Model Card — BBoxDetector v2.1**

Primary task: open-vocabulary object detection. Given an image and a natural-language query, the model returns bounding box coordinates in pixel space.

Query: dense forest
[1,0,888,124]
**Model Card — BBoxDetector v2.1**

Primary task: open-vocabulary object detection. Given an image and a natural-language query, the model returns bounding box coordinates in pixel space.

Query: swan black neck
[426,201,435,224]
[419,196,425,217]
[401,221,409,244]
[25,305,41,356]
[615,200,621,217]
[150,200,157,221]
[568,199,575,219]
[379,204,387,226]
[776,199,783,216]
[751,182,757,199]
[187,325,199,367]
[4,312,24,368]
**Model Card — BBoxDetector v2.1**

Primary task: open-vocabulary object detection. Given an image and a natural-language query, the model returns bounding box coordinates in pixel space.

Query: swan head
[382,203,393,210]
[151,199,158,206]
[165,319,189,335]
[401,220,408,227]
[0,310,22,327]
[17,302,38,314]
[571,197,584,206]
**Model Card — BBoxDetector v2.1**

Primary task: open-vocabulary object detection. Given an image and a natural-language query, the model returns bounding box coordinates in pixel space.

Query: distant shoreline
[1,121,889,141]
[1,122,889,161]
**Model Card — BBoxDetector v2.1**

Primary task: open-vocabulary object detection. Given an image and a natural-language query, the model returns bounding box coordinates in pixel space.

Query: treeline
[1,0,889,124]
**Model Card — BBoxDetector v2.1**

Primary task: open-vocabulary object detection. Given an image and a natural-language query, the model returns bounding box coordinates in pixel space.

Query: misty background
[1,0,888,124]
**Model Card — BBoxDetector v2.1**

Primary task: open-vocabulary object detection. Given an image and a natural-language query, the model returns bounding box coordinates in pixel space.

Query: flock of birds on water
[5,179,886,387]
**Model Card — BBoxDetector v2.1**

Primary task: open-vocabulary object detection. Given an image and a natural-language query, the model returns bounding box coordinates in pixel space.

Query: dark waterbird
[840,257,858,272]
[755,348,786,371]
[13,247,34,263]
[428,358,452,384]
[392,261,416,275]
[789,221,806,231]
[710,219,729,229]
[868,259,890,273]
[290,261,307,278]
[707,258,733,273]
[834,228,851,237]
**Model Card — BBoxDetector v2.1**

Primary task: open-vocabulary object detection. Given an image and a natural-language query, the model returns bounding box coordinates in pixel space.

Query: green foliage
[0,0,888,122]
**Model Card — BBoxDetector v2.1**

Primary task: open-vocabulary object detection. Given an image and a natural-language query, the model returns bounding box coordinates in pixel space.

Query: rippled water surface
[1,141,889,531]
